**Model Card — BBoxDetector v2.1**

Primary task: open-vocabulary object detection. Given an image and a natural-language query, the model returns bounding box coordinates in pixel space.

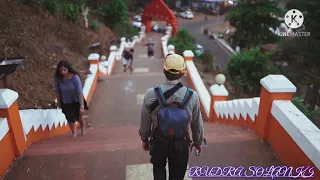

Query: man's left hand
[80,106,85,115]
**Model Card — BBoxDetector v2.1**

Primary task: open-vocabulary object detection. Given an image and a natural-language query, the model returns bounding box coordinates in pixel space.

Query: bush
[168,29,197,54]
[309,109,320,128]
[44,0,61,15]
[292,96,320,128]
[90,20,100,31]
[226,47,280,95]
[292,96,312,117]
[198,50,215,72]
[101,0,128,29]
[63,3,79,22]
[114,22,138,39]
[72,0,87,7]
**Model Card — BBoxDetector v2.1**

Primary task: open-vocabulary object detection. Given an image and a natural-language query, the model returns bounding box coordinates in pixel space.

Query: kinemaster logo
[278,9,311,37]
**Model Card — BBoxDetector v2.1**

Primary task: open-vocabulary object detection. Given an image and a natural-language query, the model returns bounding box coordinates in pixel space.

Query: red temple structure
[142,0,178,35]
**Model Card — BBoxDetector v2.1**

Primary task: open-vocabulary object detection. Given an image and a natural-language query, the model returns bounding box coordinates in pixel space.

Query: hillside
[0,0,113,109]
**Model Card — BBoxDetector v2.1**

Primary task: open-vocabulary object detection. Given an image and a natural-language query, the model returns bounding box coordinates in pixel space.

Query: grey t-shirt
[139,80,204,144]
[55,74,83,104]
[147,42,154,51]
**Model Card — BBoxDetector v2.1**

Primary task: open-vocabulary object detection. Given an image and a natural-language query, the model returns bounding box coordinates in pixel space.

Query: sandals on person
[81,129,87,135]
[72,132,77,138]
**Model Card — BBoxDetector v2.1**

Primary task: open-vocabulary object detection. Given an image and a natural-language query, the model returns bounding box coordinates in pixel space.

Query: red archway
[142,0,178,35]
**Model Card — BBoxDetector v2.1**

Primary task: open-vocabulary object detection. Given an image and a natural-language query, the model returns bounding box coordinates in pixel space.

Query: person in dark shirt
[122,48,134,73]
[146,38,155,59]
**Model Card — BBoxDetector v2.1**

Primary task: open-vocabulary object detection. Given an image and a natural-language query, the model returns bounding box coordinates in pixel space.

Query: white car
[132,21,142,28]
[194,44,204,56]
[180,11,194,19]
[269,22,292,35]
[152,24,159,31]
[134,15,142,22]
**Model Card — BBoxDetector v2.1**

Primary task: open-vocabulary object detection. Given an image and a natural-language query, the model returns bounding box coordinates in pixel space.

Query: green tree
[114,22,138,38]
[101,0,128,29]
[198,50,215,72]
[277,0,320,109]
[63,3,79,22]
[291,96,320,128]
[44,0,61,15]
[309,109,320,128]
[90,20,100,31]
[43,0,87,19]
[226,47,280,95]
[286,0,320,39]
[292,96,312,117]
[227,0,281,50]
[168,28,197,54]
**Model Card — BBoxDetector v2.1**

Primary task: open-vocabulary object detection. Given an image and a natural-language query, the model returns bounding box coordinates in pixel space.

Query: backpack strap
[153,86,167,108]
[181,88,193,109]
[150,82,183,112]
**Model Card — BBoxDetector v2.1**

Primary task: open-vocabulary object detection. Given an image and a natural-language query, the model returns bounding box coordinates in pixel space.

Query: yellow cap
[164,54,186,74]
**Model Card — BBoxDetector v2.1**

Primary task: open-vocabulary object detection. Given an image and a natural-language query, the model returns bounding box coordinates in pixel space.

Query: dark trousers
[148,50,154,57]
[150,136,189,180]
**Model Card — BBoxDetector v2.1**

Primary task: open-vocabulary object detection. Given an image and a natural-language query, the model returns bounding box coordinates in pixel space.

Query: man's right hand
[190,142,202,154]
[141,140,150,151]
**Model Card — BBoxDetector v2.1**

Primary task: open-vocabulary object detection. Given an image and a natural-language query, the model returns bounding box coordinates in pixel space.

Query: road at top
[179,18,231,69]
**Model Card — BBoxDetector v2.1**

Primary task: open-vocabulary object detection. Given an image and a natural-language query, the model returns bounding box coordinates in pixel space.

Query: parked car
[180,11,194,19]
[134,15,142,22]
[269,22,293,35]
[152,24,166,34]
[194,44,204,56]
[132,21,142,29]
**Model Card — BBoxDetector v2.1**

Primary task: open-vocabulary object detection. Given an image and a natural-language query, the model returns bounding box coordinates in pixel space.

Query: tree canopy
[226,47,280,95]
[101,0,128,29]
[168,28,197,54]
[226,0,281,50]
[276,0,320,108]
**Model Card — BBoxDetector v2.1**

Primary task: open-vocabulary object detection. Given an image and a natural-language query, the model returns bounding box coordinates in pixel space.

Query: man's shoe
[72,132,77,138]
[81,129,87,135]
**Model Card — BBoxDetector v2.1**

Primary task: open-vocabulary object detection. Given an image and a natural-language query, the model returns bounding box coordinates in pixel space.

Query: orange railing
[0,30,145,178]
[182,50,320,179]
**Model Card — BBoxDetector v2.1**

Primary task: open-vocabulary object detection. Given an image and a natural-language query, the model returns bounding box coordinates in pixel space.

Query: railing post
[140,25,146,35]
[120,37,126,44]
[183,50,194,61]
[256,75,296,140]
[168,45,175,54]
[183,50,194,87]
[108,45,117,75]
[161,37,168,57]
[88,53,100,76]
[139,32,144,41]
[0,89,25,156]
[166,24,172,37]
[110,45,117,52]
[121,37,128,49]
[209,74,228,122]
[88,53,100,65]
[133,35,139,44]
